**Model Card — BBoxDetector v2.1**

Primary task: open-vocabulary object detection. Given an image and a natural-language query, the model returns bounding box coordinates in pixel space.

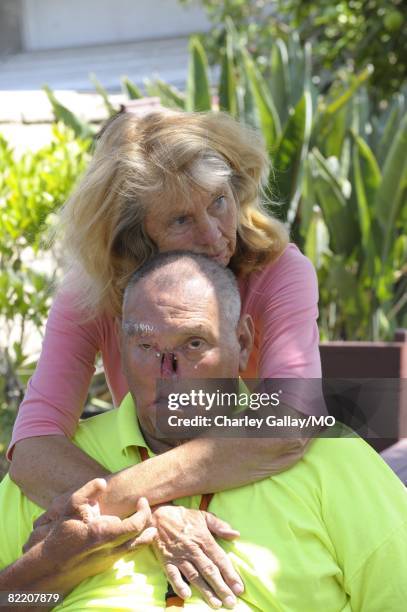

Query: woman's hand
[152,505,244,609]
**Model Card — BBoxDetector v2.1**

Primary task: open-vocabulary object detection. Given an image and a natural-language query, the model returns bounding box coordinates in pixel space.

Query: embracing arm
[11,434,305,514]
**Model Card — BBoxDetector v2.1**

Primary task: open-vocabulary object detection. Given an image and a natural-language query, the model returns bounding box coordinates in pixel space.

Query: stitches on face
[122,321,155,337]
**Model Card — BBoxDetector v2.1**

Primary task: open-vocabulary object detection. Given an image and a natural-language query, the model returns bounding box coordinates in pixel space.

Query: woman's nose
[195,216,222,247]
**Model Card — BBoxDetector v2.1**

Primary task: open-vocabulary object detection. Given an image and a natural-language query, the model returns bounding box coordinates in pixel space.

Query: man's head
[120,251,254,451]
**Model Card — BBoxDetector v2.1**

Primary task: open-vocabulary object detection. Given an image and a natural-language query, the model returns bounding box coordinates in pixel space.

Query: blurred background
[1,0,406,477]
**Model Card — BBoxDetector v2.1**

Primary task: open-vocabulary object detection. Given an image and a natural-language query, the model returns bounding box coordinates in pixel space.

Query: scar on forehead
[122,321,156,337]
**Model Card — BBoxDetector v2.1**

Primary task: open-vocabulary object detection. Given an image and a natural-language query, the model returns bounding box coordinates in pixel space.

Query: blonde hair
[59,110,288,317]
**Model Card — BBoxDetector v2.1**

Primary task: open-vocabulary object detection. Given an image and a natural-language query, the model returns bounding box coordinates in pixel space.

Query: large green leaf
[43,85,95,139]
[89,73,116,116]
[218,30,237,116]
[323,106,348,159]
[374,112,407,262]
[269,38,290,126]
[304,210,330,269]
[376,94,404,167]
[286,31,305,109]
[241,49,281,150]
[121,76,143,100]
[299,157,316,238]
[350,131,381,256]
[272,90,312,223]
[186,37,211,112]
[310,149,358,256]
[314,66,373,153]
[322,66,373,117]
[144,78,185,110]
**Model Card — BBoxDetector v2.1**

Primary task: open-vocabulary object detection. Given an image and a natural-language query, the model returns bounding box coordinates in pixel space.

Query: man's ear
[237,314,254,371]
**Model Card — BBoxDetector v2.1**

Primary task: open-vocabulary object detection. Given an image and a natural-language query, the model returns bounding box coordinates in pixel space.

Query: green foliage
[180,0,406,103]
[121,76,143,100]
[186,37,212,111]
[0,126,91,461]
[43,85,96,140]
[38,33,407,343]
[89,73,117,116]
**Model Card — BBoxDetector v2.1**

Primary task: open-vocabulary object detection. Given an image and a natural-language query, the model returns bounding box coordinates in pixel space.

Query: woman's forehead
[153,183,232,214]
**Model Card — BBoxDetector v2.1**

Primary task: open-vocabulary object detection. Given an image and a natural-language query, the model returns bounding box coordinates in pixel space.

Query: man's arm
[0,480,156,612]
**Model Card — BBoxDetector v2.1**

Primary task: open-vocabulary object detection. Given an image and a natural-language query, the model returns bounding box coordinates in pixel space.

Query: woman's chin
[212,251,231,266]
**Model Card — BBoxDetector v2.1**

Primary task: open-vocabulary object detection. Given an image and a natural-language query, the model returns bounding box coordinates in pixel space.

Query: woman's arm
[11,434,307,515]
[7,287,104,462]
[251,244,322,379]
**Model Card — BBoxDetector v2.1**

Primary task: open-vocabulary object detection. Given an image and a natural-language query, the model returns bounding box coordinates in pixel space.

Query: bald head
[123,251,241,330]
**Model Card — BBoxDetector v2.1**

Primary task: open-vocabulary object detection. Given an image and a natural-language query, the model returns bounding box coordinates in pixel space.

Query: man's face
[121,268,252,450]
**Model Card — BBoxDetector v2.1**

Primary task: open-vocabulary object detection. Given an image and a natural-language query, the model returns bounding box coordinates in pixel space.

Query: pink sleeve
[243,244,322,378]
[7,288,102,459]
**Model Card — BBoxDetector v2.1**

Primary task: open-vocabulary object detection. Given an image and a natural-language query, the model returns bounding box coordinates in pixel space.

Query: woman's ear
[237,314,254,371]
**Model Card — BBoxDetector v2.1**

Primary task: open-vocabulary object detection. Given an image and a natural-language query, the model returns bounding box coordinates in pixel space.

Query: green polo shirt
[1,394,407,611]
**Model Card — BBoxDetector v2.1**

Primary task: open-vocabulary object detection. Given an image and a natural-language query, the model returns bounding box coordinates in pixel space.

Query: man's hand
[20,479,157,596]
[152,505,244,609]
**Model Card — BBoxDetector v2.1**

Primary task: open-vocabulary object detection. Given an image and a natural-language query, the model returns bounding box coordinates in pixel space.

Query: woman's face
[143,182,238,266]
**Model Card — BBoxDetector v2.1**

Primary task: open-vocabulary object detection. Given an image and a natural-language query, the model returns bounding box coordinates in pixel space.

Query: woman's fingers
[152,505,244,604]
[200,538,244,597]
[204,511,240,540]
[179,567,223,609]
[121,526,158,550]
[163,563,192,600]
[180,551,238,609]
[119,497,152,536]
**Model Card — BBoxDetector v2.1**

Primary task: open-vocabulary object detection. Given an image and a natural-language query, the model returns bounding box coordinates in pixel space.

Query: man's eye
[186,339,205,350]
[139,343,152,351]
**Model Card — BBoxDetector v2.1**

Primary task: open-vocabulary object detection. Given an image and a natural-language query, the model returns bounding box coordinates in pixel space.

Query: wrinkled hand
[22,479,157,594]
[152,505,244,609]
[23,488,74,552]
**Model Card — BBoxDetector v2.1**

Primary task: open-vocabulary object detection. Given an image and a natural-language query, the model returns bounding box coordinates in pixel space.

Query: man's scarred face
[120,266,252,452]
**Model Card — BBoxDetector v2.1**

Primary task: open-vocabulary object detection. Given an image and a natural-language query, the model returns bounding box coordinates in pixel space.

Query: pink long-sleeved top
[8,244,321,459]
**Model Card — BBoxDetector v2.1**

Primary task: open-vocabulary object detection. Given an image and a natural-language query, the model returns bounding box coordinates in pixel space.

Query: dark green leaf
[186,37,212,112]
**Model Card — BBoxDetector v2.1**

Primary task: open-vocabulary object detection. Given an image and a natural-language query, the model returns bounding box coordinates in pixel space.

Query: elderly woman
[8,110,321,606]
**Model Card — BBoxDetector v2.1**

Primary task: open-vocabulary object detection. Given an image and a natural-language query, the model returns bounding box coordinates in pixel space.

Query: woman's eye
[213,195,226,210]
[173,215,189,226]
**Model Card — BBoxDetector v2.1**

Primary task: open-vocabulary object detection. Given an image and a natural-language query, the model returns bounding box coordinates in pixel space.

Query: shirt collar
[117,392,153,457]
[117,379,250,458]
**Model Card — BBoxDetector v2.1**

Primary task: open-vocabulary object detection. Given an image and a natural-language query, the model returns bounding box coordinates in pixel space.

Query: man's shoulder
[72,407,122,468]
[300,433,407,514]
[74,407,120,440]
